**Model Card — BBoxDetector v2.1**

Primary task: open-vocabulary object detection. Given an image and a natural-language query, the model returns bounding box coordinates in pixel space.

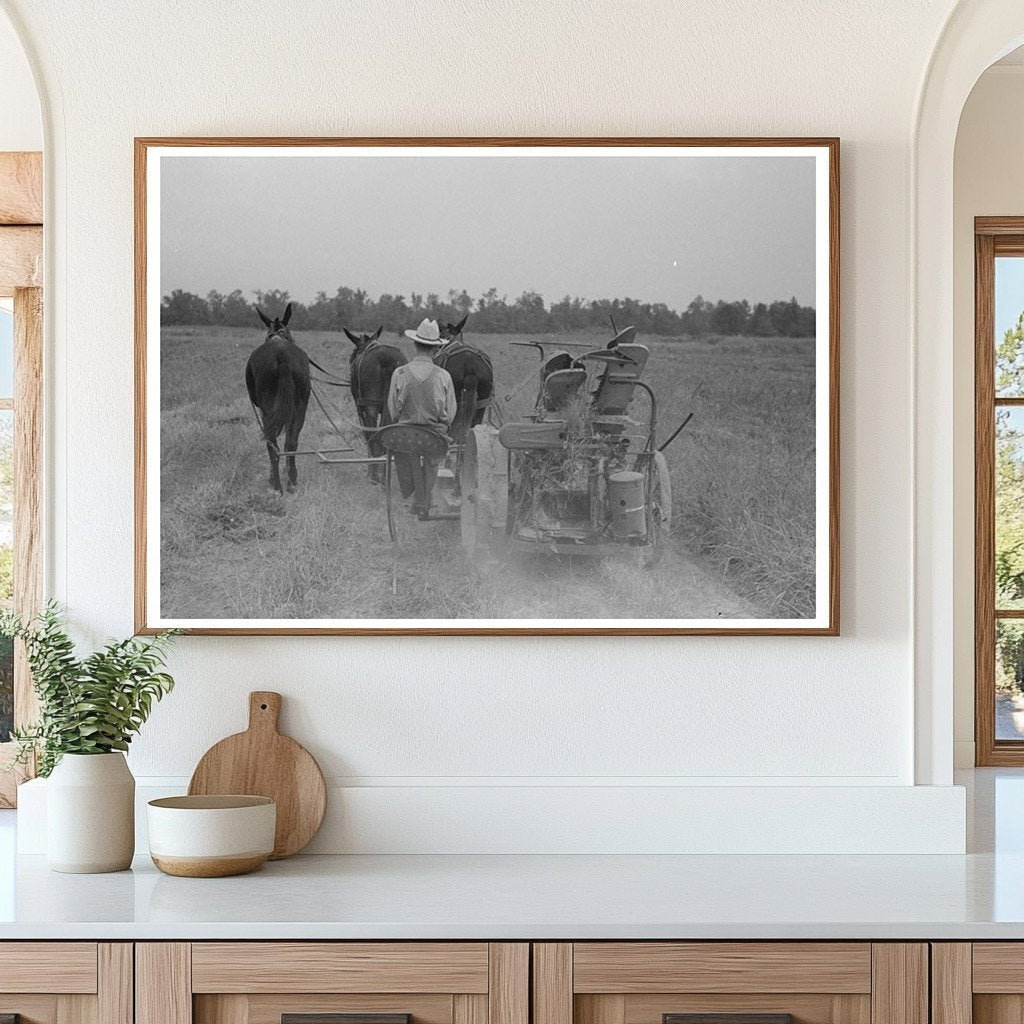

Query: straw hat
[404,318,443,346]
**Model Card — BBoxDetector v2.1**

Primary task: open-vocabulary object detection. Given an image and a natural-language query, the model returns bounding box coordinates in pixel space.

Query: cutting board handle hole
[260,703,268,710]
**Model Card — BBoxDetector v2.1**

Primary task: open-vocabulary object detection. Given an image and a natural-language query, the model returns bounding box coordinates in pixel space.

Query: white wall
[0,13,39,151]
[1,0,972,852]
[952,66,1024,767]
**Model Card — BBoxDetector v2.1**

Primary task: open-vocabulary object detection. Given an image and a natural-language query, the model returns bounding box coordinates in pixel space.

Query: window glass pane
[0,306,12,399]
[998,620,1024,740]
[997,407,1024,609]
[0,410,12,742]
[996,256,1024,396]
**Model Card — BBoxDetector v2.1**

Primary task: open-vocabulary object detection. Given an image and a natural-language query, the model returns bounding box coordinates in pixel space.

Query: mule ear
[455,314,468,333]
[372,325,383,340]
[282,302,293,325]
[343,328,361,345]
[256,306,272,328]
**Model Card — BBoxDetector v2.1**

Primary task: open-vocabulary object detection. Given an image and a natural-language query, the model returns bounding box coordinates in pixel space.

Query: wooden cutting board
[188,691,326,859]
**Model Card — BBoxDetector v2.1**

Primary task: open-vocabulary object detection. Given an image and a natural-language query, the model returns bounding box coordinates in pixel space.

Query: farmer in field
[387,318,457,520]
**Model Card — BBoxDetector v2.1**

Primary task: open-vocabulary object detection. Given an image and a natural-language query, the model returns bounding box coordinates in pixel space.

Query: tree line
[161,285,817,338]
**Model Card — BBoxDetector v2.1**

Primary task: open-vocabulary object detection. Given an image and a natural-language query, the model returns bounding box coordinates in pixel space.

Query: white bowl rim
[148,795,275,810]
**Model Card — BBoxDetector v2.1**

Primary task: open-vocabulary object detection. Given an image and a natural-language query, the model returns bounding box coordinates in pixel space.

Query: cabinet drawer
[0,943,130,1024]
[139,943,528,1024]
[534,944,925,1024]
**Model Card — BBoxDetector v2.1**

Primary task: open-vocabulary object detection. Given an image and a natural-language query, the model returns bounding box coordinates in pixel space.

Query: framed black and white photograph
[135,137,838,636]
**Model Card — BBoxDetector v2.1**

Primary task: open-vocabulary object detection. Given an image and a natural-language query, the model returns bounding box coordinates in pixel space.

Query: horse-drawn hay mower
[458,326,686,567]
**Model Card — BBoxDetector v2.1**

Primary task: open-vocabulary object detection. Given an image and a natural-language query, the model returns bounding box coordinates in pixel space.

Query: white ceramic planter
[46,752,135,873]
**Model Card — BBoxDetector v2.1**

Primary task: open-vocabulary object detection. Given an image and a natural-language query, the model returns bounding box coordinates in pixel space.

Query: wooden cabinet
[136,944,528,1024]
[0,937,959,1024]
[932,943,1024,1024]
[532,944,928,1024]
[0,943,132,1024]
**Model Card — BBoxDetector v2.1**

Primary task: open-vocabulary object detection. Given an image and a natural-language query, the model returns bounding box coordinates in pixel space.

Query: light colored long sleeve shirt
[387,354,457,431]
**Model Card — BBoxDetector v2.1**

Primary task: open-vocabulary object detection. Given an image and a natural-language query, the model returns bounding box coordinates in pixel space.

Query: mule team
[244,304,493,517]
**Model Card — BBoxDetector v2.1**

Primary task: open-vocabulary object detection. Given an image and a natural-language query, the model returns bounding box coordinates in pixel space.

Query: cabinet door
[939,943,1024,1024]
[137,943,528,1024]
[0,943,131,1024]
[533,944,928,1024]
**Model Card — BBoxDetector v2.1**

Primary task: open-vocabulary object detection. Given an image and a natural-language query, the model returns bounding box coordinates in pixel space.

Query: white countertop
[0,849,1022,940]
[1,769,1022,941]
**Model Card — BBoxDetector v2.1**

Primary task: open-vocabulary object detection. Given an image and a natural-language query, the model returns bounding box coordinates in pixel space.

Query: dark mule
[245,303,311,493]
[344,326,408,481]
[434,315,494,441]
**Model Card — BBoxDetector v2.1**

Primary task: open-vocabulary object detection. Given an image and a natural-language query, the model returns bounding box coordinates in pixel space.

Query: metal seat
[592,343,649,415]
[542,368,587,411]
[372,422,449,459]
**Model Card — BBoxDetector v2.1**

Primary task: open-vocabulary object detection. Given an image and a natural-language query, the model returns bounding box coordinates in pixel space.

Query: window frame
[975,217,1024,765]
[0,151,43,807]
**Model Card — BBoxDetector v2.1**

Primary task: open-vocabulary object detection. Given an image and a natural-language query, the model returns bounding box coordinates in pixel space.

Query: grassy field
[158,325,816,621]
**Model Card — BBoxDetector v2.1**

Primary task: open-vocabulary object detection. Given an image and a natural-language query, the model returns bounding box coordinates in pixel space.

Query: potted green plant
[2,603,178,873]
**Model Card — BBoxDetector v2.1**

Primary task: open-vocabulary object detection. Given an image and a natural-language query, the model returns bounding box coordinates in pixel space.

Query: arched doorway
[914,1,1024,785]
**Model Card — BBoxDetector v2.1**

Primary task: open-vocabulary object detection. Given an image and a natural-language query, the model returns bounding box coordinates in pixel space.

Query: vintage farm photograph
[136,140,837,634]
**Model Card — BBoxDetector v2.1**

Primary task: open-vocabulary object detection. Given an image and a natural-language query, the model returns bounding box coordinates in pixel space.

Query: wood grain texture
[243,995,451,1024]
[191,943,489,994]
[534,944,572,1024]
[488,944,528,1024]
[453,994,487,1024]
[870,945,927,1024]
[196,994,248,1024]
[151,853,269,877]
[623,995,869,1024]
[57,992,95,1024]
[977,228,999,766]
[931,945,971,1024]
[98,945,132,1024]
[188,691,326,858]
[573,943,872,994]
[0,287,44,806]
[972,944,1024,992]
[974,995,1024,1024]
[0,153,42,225]
[133,137,148,634]
[134,135,839,637]
[14,286,42,722]
[977,217,1024,236]
[0,943,97,993]
[136,943,192,1024]
[0,226,41,295]
[576,996,625,1024]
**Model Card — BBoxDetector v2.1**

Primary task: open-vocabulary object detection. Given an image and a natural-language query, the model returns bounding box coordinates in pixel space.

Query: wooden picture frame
[135,137,839,636]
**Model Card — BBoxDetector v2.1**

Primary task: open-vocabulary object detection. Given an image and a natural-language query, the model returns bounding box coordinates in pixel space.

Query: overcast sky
[160,152,817,309]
